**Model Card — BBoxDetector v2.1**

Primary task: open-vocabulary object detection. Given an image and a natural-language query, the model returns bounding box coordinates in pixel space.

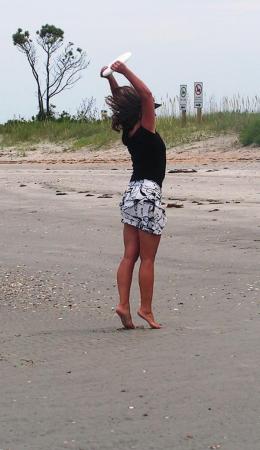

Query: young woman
[101,61,166,329]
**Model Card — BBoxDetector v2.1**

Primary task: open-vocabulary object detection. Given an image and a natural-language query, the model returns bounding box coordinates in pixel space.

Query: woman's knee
[124,251,139,264]
[139,254,155,265]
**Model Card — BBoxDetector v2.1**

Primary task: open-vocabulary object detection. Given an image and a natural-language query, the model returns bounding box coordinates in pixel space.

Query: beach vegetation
[1,95,260,150]
[240,118,260,146]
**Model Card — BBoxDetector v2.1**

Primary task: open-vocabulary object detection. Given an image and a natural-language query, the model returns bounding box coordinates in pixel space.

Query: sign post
[194,82,203,123]
[179,84,187,126]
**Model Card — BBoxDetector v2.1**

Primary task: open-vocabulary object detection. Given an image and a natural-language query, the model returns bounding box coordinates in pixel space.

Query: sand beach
[0,135,259,450]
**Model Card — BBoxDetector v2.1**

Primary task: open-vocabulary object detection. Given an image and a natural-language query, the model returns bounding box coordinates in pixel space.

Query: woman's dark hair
[105,86,141,132]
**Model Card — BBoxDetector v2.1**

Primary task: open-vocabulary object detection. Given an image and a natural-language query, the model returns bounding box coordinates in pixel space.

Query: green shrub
[240,119,260,146]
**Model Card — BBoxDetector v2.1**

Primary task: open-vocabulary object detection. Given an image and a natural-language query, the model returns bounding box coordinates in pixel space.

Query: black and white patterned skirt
[119,179,167,235]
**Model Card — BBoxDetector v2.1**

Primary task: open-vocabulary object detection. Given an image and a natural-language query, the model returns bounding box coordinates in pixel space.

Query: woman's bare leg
[138,230,161,329]
[116,224,140,329]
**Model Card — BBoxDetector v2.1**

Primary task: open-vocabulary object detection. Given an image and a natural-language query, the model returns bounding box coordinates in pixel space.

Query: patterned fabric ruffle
[119,179,167,235]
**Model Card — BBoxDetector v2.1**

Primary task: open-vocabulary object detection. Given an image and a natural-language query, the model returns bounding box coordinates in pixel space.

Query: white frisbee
[102,51,132,77]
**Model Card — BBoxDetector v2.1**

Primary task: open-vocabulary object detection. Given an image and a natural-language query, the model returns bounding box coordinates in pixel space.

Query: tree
[12,25,89,120]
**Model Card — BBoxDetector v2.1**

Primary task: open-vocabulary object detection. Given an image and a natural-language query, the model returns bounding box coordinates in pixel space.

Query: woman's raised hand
[100,66,110,78]
[110,61,128,75]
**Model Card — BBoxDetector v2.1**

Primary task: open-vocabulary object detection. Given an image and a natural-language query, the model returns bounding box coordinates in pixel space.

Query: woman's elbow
[141,90,153,100]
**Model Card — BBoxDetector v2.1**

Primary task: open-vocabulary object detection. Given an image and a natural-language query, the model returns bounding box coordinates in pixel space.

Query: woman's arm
[107,75,119,96]
[100,66,119,97]
[110,61,155,133]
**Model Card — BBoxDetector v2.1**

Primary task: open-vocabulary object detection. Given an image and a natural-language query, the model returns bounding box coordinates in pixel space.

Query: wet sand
[0,150,260,449]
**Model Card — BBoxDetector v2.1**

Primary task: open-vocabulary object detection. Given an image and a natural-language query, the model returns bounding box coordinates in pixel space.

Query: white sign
[194,82,203,108]
[179,85,187,111]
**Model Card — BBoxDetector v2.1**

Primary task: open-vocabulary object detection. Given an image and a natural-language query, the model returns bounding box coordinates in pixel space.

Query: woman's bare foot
[137,309,161,329]
[116,305,135,329]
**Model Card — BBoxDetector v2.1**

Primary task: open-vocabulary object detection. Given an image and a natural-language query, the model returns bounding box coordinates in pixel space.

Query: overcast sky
[0,0,259,123]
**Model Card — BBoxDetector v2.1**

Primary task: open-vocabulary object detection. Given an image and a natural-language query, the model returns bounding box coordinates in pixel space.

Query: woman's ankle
[117,303,130,310]
[139,307,152,315]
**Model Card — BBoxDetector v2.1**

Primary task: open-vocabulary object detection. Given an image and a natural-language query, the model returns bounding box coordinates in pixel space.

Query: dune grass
[157,112,259,148]
[0,111,260,151]
[0,119,117,149]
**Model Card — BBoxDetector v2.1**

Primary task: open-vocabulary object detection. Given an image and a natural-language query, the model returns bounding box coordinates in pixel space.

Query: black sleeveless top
[122,126,166,188]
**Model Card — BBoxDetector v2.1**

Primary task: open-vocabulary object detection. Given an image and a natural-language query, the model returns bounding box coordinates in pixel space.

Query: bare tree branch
[12,25,89,119]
